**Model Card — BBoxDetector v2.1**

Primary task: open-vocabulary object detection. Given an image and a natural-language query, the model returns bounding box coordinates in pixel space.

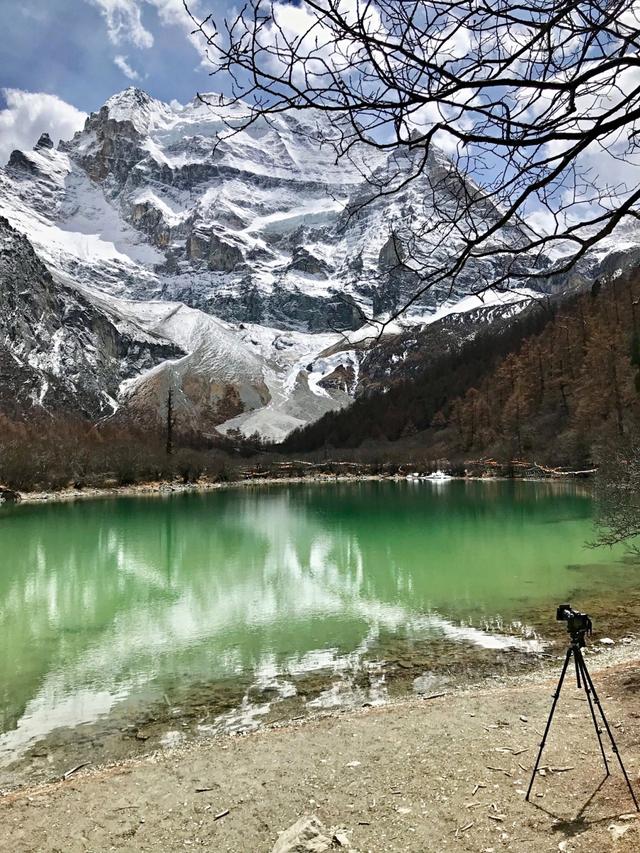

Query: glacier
[2,87,631,440]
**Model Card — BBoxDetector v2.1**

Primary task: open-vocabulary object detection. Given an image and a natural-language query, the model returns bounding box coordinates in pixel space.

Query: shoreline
[3,638,638,791]
[6,471,591,506]
[3,645,639,852]
[11,474,390,505]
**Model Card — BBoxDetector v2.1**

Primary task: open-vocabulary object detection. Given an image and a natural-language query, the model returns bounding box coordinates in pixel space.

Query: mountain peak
[102,87,171,134]
[106,86,152,108]
[34,132,54,151]
[2,80,637,440]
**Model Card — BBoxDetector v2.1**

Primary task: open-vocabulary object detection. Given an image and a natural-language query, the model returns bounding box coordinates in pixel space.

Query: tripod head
[556,604,592,648]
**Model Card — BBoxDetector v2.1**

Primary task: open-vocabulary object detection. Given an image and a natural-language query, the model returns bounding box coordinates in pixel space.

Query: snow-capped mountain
[0,216,181,419]
[2,87,634,440]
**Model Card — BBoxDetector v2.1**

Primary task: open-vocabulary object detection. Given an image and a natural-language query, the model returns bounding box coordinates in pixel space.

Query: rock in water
[413,672,448,695]
[271,815,333,853]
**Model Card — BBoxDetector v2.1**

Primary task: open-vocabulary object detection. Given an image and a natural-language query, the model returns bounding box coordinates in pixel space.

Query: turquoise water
[0,480,635,772]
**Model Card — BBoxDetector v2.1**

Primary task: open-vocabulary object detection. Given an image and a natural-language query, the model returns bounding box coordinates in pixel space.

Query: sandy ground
[3,657,640,853]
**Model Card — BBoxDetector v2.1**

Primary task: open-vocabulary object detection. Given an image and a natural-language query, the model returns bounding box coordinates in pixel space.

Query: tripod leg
[580,655,639,812]
[526,646,573,802]
[574,650,609,776]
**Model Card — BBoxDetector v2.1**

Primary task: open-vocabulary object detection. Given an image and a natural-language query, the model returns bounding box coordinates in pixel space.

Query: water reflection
[0,481,629,760]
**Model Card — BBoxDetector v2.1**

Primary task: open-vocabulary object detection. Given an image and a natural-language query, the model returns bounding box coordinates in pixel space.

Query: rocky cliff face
[1,86,637,439]
[3,87,539,329]
[0,207,356,439]
[0,216,181,418]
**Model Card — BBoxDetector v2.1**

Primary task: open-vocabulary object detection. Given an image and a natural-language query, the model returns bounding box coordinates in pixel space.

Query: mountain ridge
[2,86,639,440]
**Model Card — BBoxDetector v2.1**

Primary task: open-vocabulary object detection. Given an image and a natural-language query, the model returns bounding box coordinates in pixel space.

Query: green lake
[1,479,638,782]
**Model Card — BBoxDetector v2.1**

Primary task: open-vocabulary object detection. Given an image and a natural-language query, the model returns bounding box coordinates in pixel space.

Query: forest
[282,274,640,468]
[0,416,240,492]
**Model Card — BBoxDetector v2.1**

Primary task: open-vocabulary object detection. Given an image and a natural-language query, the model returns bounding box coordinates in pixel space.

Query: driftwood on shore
[465,458,597,478]
[238,457,597,482]
[238,461,377,480]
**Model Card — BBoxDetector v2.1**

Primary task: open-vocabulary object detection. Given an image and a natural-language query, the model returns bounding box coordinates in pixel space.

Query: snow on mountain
[3,86,528,327]
[87,295,353,441]
[0,217,181,419]
[0,87,589,439]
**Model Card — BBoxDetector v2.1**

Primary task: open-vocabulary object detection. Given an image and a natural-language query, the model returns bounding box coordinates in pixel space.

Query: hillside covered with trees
[282,275,640,468]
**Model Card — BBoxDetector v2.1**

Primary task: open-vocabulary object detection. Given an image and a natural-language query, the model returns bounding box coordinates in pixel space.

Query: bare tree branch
[185,0,640,324]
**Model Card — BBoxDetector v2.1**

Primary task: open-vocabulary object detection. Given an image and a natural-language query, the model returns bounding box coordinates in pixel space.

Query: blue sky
[0,0,233,159]
[0,0,223,110]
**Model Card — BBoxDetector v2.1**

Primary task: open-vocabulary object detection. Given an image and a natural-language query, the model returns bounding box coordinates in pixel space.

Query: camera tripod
[526,632,639,809]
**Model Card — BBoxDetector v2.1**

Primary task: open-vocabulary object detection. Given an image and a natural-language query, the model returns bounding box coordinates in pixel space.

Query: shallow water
[0,479,637,781]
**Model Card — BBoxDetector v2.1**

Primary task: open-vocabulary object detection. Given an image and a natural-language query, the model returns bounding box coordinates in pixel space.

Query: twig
[62,762,90,780]
[214,809,230,820]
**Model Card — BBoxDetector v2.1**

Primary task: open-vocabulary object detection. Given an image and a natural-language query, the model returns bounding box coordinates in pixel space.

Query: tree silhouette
[187,0,640,323]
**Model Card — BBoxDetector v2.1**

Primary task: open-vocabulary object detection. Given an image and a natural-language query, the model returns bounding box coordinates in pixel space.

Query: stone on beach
[272,815,355,852]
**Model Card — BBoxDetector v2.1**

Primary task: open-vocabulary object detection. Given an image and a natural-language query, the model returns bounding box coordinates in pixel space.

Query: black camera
[556,604,592,645]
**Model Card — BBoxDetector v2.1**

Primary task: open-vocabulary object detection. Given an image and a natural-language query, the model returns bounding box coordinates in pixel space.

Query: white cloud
[147,0,193,28]
[146,0,210,62]
[87,0,154,49]
[0,89,87,164]
[114,54,142,81]
[87,0,208,61]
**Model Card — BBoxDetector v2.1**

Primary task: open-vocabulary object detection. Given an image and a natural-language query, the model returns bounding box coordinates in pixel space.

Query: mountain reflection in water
[0,480,631,760]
